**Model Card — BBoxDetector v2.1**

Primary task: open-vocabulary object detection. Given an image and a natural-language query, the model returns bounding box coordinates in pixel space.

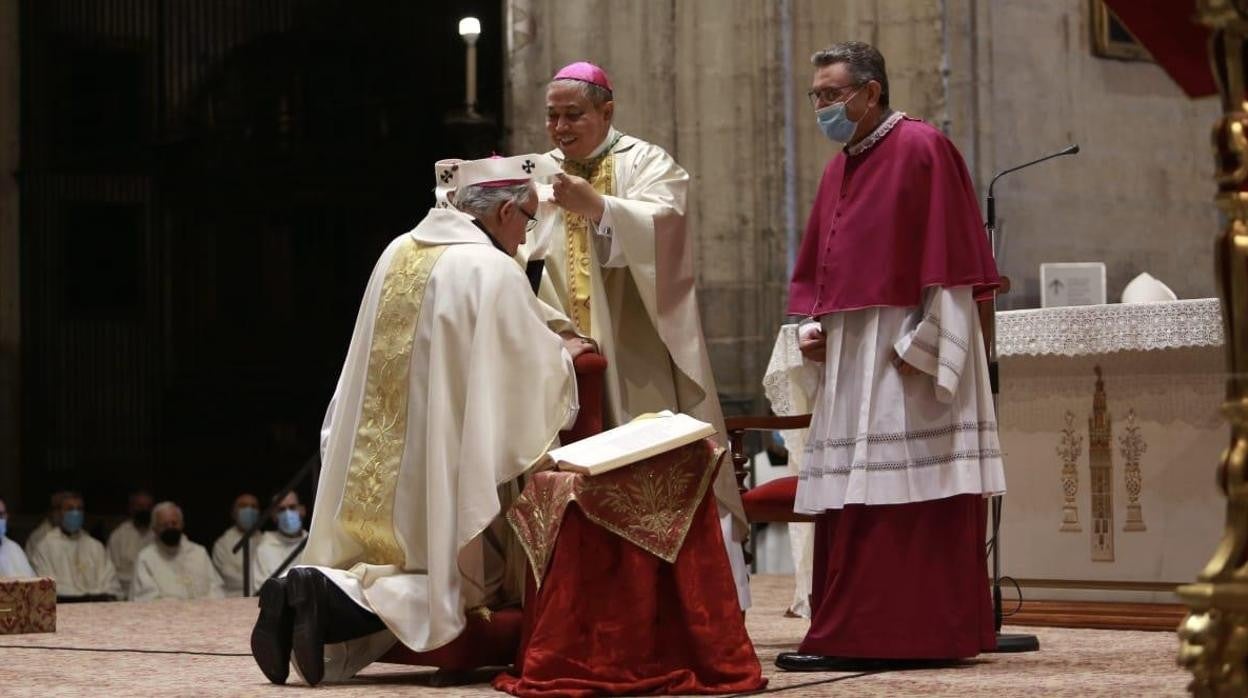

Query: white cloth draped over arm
[893,286,978,404]
[558,346,581,431]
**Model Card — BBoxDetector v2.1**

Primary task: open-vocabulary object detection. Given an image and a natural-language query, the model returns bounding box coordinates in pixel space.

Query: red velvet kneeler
[492,485,766,697]
[378,608,523,670]
[798,493,995,659]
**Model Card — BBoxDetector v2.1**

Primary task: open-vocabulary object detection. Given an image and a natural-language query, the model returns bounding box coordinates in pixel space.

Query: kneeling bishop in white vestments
[248,152,583,686]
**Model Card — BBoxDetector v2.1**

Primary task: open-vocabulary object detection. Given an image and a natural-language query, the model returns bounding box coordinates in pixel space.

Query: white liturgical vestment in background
[28,528,122,598]
[130,538,226,601]
[107,520,154,595]
[25,519,54,553]
[0,536,35,577]
[251,530,305,585]
[298,206,578,679]
[212,526,259,596]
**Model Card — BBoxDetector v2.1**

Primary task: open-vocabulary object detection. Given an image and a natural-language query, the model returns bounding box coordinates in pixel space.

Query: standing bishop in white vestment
[522,62,750,607]
[248,153,581,686]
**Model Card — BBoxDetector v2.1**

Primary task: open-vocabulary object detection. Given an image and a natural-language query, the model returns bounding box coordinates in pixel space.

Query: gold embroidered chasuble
[339,239,446,566]
[299,207,577,659]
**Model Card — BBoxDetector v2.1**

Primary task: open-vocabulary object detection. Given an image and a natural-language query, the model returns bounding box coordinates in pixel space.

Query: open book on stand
[544,411,716,476]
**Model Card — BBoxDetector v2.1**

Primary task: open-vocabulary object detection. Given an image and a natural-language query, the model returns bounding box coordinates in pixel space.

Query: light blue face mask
[61,508,85,534]
[277,509,302,535]
[0,517,7,540]
[236,506,259,531]
[815,91,861,144]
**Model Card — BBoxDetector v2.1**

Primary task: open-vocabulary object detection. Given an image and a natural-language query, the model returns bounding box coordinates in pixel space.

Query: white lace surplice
[796,286,1006,513]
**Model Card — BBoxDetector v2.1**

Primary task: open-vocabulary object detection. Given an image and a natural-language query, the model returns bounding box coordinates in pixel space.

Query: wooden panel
[1006,600,1186,632]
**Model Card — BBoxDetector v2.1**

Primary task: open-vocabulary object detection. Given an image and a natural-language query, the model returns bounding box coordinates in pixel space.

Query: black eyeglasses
[807,82,862,108]
[519,204,538,232]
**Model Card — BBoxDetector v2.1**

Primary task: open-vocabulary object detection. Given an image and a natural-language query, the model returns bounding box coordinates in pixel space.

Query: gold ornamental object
[1178,2,1248,695]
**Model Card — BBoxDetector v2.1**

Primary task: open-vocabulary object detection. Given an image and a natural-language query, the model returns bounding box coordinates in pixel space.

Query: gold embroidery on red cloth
[506,472,577,587]
[507,440,722,586]
[577,442,720,563]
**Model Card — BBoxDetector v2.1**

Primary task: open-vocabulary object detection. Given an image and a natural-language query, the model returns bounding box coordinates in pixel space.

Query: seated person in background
[24,490,66,552]
[212,492,262,596]
[249,153,581,686]
[130,501,225,601]
[107,489,155,596]
[0,496,36,577]
[251,491,306,586]
[28,492,121,600]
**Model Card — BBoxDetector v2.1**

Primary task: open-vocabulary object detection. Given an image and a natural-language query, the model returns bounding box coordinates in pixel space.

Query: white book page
[548,412,713,469]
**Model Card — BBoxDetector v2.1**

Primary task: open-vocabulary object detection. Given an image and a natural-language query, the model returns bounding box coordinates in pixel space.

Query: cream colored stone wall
[504,0,1220,407]
[948,0,1219,307]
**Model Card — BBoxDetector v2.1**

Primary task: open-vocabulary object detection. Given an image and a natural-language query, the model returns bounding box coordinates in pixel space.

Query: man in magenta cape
[777,41,1005,671]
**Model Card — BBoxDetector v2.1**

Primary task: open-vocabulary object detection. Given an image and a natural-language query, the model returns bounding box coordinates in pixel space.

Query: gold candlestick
[1178,3,1248,695]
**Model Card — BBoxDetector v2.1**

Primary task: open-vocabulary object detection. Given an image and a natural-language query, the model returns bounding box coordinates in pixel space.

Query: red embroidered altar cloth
[493,440,765,697]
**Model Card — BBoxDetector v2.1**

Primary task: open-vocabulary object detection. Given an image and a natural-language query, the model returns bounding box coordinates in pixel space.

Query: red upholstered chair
[726,415,815,523]
[376,351,608,674]
[558,352,608,445]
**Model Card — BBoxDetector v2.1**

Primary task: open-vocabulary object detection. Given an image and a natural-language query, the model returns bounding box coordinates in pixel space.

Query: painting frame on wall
[1091,0,1152,62]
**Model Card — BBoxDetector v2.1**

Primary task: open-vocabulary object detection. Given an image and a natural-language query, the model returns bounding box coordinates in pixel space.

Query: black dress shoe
[775,652,888,672]
[287,567,387,686]
[286,567,331,686]
[250,577,294,684]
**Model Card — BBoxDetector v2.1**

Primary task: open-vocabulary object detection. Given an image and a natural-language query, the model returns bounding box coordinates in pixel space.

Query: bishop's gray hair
[548,78,613,108]
[811,41,890,107]
[452,181,534,219]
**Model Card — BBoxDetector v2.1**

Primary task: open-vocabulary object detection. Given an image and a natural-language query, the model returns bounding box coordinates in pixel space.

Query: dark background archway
[17,0,504,545]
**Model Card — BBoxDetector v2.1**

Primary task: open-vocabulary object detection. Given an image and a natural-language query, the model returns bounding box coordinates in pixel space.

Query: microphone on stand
[983,143,1080,371]
[982,144,1079,655]
[986,144,1080,238]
